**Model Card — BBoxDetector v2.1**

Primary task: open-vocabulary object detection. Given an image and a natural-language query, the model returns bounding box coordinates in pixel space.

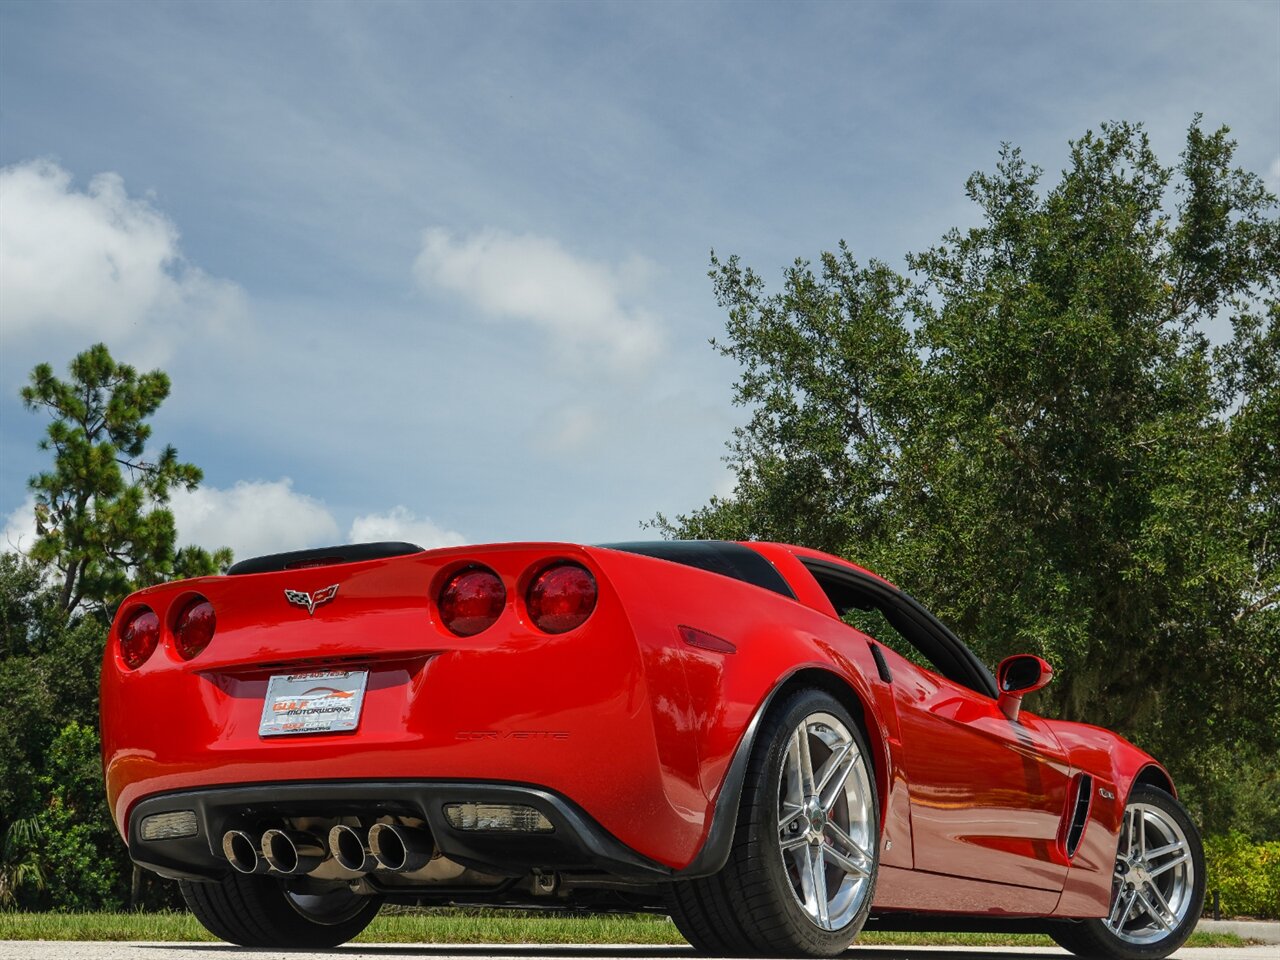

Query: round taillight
[526,563,597,634]
[119,607,160,669]
[439,568,506,636]
[174,597,216,660]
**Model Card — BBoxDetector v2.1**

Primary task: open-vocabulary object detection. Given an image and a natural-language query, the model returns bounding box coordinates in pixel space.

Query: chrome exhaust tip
[368,822,434,873]
[329,824,377,873]
[260,828,328,876]
[221,830,268,875]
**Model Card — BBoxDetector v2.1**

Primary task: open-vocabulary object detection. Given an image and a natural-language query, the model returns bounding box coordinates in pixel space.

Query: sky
[1,0,1278,562]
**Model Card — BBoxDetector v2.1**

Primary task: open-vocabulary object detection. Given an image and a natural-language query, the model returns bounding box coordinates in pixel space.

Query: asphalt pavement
[0,946,1275,960]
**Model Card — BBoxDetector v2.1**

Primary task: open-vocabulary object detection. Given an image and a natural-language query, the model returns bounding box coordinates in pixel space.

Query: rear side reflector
[679,625,737,654]
[444,803,553,833]
[140,810,198,841]
[119,607,160,669]
[526,564,597,633]
[439,567,506,636]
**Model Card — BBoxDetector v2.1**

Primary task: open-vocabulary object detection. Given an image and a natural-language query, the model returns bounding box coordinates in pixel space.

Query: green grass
[0,909,1255,946]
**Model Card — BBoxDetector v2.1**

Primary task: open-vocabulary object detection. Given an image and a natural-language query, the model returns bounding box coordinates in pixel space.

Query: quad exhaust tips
[221,828,328,876]
[368,822,434,873]
[223,823,432,876]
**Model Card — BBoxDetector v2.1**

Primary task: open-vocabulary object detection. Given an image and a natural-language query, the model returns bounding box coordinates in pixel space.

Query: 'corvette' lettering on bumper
[456,730,570,741]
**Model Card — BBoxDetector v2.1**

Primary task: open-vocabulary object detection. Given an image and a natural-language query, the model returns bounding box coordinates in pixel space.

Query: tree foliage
[1,344,231,910]
[0,554,145,910]
[21,343,230,613]
[664,119,1279,836]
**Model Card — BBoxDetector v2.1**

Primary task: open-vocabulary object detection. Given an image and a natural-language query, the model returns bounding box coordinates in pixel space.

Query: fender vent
[1065,773,1093,859]
[868,642,893,683]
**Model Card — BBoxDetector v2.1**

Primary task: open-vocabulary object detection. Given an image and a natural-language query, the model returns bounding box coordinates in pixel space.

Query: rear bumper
[128,779,672,882]
[104,640,710,871]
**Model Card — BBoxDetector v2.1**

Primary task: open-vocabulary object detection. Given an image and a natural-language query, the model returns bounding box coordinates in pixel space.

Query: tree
[664,119,1279,836]
[0,554,138,911]
[20,343,231,613]
[0,817,43,908]
[1,345,230,910]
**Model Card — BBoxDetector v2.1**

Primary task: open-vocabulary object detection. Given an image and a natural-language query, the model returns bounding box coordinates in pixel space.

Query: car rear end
[101,541,706,888]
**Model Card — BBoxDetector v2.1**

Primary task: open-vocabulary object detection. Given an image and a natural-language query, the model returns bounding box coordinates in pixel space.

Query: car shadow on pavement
[135,949,697,957]
[135,947,1064,959]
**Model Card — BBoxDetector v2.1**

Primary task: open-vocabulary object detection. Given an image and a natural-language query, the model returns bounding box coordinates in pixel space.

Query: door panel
[884,647,1072,891]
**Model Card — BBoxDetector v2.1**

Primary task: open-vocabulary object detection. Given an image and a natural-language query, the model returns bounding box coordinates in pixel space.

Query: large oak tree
[664,120,1279,836]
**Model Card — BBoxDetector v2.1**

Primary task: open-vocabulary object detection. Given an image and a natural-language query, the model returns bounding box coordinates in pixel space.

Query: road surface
[0,945,1274,960]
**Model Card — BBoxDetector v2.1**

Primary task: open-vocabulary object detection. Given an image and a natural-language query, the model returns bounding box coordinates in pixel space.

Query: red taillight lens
[526,563,597,634]
[119,607,160,669]
[439,567,506,636]
[174,597,216,660]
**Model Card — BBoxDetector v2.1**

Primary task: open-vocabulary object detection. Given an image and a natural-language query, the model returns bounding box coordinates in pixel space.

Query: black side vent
[1065,773,1093,859]
[868,642,893,683]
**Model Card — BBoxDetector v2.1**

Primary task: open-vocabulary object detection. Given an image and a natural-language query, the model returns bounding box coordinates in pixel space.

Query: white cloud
[713,469,739,500]
[348,506,466,549]
[413,227,663,369]
[1269,156,1280,191]
[4,482,467,569]
[1,496,37,555]
[0,159,244,352]
[548,405,601,453]
[168,479,340,560]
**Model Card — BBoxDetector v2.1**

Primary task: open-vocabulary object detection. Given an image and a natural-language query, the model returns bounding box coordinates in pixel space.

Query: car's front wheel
[667,688,880,956]
[1051,784,1204,960]
[180,873,380,948]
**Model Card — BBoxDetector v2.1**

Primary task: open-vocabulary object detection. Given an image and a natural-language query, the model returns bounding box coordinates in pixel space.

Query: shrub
[35,722,126,911]
[1204,832,1280,919]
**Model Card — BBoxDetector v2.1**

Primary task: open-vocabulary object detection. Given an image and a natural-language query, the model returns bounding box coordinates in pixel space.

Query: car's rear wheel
[180,873,380,948]
[668,688,879,956]
[1050,784,1204,960]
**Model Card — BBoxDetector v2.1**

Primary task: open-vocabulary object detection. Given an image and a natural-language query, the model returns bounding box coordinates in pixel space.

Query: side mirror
[996,654,1053,722]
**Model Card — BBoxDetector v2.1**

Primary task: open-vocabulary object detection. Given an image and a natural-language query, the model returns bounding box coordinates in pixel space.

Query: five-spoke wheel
[776,710,876,931]
[1105,800,1197,943]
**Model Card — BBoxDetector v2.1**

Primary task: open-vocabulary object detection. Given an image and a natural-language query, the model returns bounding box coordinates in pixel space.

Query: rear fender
[677,663,897,878]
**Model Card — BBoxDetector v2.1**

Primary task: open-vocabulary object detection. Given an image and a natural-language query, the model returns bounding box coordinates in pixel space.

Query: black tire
[179,873,380,948]
[1050,785,1205,960]
[668,688,880,957]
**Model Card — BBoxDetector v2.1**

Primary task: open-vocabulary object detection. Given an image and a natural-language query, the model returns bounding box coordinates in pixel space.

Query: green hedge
[1204,832,1280,919]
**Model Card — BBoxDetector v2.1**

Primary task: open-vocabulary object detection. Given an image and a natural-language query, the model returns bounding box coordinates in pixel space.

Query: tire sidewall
[181,873,381,948]
[269,877,381,945]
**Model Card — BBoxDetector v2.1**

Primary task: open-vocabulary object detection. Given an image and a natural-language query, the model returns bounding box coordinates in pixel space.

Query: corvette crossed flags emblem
[284,584,339,616]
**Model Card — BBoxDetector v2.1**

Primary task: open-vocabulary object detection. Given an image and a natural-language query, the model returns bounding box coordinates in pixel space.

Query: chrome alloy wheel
[776,711,875,931]
[1105,802,1196,944]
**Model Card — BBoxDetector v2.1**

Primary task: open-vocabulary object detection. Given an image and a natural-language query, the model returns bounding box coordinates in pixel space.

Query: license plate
[259,670,368,737]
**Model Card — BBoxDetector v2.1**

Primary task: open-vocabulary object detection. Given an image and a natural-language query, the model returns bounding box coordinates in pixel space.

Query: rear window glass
[599,541,796,599]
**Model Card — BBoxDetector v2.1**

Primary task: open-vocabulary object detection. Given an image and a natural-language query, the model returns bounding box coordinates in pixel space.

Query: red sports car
[101,540,1204,957]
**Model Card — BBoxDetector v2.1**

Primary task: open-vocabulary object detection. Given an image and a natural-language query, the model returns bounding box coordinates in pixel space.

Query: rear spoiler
[226,541,423,576]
